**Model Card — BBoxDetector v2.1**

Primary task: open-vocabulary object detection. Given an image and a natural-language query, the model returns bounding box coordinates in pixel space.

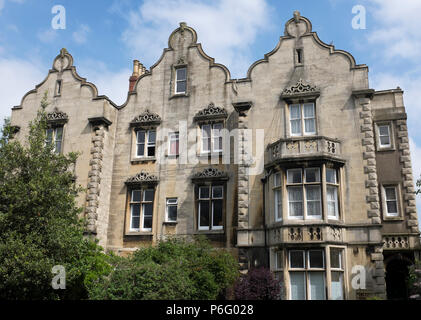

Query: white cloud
[72,24,90,45]
[120,0,273,78]
[76,60,130,105]
[37,29,58,43]
[366,0,421,61]
[0,57,45,125]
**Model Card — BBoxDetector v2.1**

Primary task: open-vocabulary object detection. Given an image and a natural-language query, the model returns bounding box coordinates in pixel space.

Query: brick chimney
[129,60,146,92]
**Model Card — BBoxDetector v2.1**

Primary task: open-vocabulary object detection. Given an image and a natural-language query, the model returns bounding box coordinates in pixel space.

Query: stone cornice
[281,79,320,100]
[47,109,68,124]
[191,167,229,181]
[130,109,162,127]
[193,103,228,122]
[125,171,159,186]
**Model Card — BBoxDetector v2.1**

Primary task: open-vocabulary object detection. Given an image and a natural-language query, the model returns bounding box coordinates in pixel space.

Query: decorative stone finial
[60,48,67,58]
[179,22,187,32]
[293,10,300,23]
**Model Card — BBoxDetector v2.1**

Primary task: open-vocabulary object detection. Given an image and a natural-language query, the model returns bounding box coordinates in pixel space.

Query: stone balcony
[266,136,344,166]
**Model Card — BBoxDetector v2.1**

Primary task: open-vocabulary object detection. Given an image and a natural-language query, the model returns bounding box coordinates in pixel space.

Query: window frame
[129,189,155,232]
[165,197,178,223]
[326,168,340,220]
[375,122,394,151]
[197,184,224,231]
[46,126,64,154]
[382,184,401,218]
[273,172,283,222]
[168,132,179,156]
[174,66,187,95]
[200,122,224,154]
[286,168,322,220]
[135,129,156,158]
[288,102,317,137]
[288,249,327,300]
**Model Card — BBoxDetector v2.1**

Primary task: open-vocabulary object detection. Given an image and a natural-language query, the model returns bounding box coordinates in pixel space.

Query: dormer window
[175,67,187,94]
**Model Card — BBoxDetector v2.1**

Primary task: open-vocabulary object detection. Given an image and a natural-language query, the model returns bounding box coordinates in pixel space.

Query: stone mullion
[85,125,105,234]
[396,119,419,233]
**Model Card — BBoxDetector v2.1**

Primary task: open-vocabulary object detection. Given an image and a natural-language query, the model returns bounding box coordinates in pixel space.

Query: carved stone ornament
[126,171,159,185]
[192,167,229,181]
[193,103,228,122]
[47,108,68,123]
[130,109,162,127]
[282,79,319,97]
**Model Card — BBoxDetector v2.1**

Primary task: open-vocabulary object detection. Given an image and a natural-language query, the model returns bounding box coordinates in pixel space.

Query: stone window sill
[194,229,224,235]
[169,93,189,100]
[131,157,156,164]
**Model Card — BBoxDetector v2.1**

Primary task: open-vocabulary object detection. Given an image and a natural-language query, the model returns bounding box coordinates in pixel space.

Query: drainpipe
[261,168,273,268]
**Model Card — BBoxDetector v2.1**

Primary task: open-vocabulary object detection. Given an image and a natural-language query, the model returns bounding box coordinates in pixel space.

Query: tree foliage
[234,267,281,300]
[87,236,239,300]
[0,93,110,299]
[408,259,421,300]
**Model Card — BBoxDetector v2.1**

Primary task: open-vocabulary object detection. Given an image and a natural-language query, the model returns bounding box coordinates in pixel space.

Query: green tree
[0,92,110,299]
[408,260,421,300]
[88,236,239,300]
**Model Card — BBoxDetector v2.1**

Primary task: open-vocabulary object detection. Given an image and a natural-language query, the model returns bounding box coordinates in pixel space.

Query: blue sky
[1,0,421,224]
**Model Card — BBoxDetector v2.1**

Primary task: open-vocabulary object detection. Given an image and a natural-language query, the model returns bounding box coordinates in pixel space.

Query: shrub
[234,267,281,300]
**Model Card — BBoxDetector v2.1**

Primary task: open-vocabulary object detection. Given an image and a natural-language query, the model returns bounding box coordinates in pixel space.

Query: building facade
[9,12,420,300]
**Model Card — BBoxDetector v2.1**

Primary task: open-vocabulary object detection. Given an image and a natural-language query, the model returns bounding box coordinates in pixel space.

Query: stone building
[9,12,420,300]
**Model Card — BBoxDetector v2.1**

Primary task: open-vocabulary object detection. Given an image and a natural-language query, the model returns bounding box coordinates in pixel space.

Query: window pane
[212,186,223,199]
[137,131,145,143]
[144,189,154,202]
[46,129,53,143]
[385,187,396,200]
[330,249,342,269]
[148,131,156,144]
[202,125,211,152]
[309,250,324,268]
[199,186,210,199]
[304,119,316,133]
[303,103,315,118]
[290,119,301,135]
[131,204,141,217]
[327,186,339,218]
[379,125,389,136]
[326,168,337,184]
[290,251,305,268]
[167,205,177,222]
[306,186,321,217]
[147,146,155,157]
[176,81,186,93]
[212,199,223,228]
[176,68,186,81]
[331,272,344,300]
[131,217,140,230]
[143,203,153,216]
[143,216,152,229]
[290,272,306,300]
[274,172,281,187]
[288,187,303,217]
[305,168,320,183]
[387,201,398,214]
[309,272,326,300]
[287,169,302,184]
[170,139,178,155]
[380,136,390,146]
[199,201,209,228]
[275,189,282,221]
[276,251,283,269]
[132,190,141,202]
[55,141,62,153]
[55,127,63,140]
[290,104,301,119]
